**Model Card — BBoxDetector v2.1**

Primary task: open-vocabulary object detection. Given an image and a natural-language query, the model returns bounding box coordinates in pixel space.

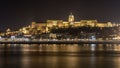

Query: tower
[68,12,74,22]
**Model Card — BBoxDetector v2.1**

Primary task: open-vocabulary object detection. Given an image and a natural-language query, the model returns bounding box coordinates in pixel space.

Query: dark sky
[0,0,120,31]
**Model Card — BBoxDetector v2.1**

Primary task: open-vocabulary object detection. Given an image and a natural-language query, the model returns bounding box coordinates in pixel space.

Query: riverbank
[0,40,120,44]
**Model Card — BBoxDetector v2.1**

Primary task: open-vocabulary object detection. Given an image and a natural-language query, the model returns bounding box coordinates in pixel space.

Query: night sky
[0,0,120,31]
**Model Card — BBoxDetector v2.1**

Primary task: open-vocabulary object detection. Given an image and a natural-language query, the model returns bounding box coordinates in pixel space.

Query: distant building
[31,22,47,33]
[46,13,113,28]
[29,13,114,33]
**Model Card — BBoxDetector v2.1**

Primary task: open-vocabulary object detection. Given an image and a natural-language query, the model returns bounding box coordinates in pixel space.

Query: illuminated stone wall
[31,20,113,29]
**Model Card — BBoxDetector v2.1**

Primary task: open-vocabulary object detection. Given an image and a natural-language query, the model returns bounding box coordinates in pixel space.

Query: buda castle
[30,13,114,33]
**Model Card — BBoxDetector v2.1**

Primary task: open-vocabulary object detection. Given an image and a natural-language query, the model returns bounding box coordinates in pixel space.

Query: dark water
[0,44,120,68]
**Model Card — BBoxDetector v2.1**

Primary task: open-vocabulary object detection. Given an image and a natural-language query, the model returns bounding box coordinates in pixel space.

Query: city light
[0,13,119,43]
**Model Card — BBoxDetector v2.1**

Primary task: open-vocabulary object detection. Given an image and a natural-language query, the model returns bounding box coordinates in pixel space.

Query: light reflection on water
[0,44,120,68]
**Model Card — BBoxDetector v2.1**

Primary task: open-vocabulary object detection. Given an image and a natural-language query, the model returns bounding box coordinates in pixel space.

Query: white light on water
[91,44,96,51]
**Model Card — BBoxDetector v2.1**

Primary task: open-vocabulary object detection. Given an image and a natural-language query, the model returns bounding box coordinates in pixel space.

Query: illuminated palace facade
[29,13,113,33]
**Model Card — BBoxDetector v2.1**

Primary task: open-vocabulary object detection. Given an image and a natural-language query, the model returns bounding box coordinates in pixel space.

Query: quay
[0,40,120,44]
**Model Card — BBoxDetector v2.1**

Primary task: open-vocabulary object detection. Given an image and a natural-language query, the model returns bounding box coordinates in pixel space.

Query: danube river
[0,44,120,68]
